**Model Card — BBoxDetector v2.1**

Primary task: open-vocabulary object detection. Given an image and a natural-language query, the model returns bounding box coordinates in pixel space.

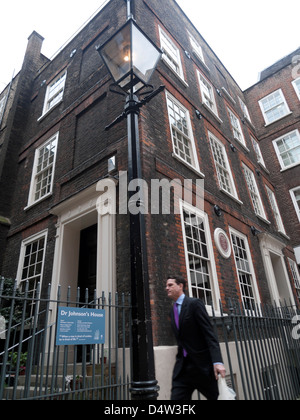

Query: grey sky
[0,0,299,92]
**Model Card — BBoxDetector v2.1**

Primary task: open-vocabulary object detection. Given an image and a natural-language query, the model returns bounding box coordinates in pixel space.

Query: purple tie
[174,303,180,329]
[174,303,187,357]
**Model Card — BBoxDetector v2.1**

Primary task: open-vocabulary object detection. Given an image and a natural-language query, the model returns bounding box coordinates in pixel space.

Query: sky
[0,0,299,92]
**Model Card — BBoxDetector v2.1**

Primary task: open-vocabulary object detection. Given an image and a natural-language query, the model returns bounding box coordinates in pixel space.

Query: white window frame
[0,96,6,122]
[243,163,268,222]
[239,97,252,123]
[159,26,185,82]
[251,136,267,169]
[188,32,206,65]
[26,133,59,208]
[180,200,221,314]
[208,131,242,203]
[273,129,300,171]
[228,108,246,148]
[265,186,287,235]
[16,230,48,317]
[197,71,219,118]
[49,183,117,317]
[290,186,300,222]
[229,227,261,312]
[166,91,201,174]
[288,258,300,301]
[258,89,291,126]
[41,70,67,117]
[292,77,300,101]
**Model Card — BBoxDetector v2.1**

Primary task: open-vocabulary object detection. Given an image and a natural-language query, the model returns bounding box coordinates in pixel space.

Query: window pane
[231,232,256,311]
[199,73,217,114]
[209,134,233,195]
[243,165,265,217]
[261,90,289,123]
[160,29,182,77]
[33,136,58,202]
[167,96,194,166]
[19,235,46,317]
[44,72,67,113]
[276,131,300,168]
[182,208,213,306]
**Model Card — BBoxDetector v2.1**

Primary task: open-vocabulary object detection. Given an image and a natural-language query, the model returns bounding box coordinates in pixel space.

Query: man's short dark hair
[167,275,187,291]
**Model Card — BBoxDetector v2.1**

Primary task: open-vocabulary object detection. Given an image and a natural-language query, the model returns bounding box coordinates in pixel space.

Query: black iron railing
[0,278,132,400]
[1,277,300,400]
[211,299,300,400]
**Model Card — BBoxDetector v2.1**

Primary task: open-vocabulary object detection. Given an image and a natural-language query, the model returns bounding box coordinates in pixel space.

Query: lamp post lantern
[99,18,162,94]
[97,15,163,400]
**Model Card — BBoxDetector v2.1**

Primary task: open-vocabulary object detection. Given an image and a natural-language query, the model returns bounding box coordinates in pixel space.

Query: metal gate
[0,278,132,400]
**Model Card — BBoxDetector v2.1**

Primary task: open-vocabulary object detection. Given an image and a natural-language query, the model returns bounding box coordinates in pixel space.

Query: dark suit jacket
[170,297,223,379]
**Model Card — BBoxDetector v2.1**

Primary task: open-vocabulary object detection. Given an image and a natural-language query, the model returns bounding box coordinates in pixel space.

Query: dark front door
[78,224,97,305]
[77,224,97,363]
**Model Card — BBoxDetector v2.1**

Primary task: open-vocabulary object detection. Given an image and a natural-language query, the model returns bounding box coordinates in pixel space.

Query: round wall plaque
[214,228,231,259]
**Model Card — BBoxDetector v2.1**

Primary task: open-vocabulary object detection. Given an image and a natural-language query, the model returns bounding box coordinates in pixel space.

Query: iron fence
[211,299,300,401]
[1,277,300,400]
[0,278,132,400]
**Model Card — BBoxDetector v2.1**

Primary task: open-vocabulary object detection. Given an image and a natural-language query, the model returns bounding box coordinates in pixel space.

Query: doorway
[50,183,116,320]
[78,224,97,304]
[269,251,291,303]
[259,233,295,306]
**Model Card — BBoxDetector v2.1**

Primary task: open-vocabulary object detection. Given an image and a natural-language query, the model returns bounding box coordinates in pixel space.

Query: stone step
[2,364,117,400]
[2,386,62,400]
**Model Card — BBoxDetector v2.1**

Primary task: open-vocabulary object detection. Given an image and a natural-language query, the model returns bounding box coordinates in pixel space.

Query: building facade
[0,0,300,398]
[245,50,300,304]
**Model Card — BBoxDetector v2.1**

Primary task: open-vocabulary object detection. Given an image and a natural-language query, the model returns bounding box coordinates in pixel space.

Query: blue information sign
[56,307,105,346]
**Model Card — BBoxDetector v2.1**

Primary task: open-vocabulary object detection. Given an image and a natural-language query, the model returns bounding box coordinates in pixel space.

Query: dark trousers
[171,356,219,401]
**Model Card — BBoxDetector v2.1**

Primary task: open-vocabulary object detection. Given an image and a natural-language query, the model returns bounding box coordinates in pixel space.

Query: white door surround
[258,233,295,306]
[49,182,116,305]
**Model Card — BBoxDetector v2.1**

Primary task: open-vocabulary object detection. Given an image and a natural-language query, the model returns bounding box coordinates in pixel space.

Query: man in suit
[166,275,226,400]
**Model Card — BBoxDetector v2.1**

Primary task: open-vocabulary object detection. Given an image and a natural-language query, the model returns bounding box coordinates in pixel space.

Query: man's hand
[214,364,226,380]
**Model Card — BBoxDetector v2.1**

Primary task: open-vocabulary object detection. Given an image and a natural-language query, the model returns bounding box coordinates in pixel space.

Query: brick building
[0,0,299,398]
[245,50,300,303]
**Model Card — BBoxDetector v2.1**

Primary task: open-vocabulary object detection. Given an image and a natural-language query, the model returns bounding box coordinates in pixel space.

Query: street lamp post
[97,14,163,400]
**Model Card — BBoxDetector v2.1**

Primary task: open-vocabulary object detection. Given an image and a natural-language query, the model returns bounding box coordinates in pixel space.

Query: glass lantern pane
[132,24,161,84]
[101,24,131,83]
